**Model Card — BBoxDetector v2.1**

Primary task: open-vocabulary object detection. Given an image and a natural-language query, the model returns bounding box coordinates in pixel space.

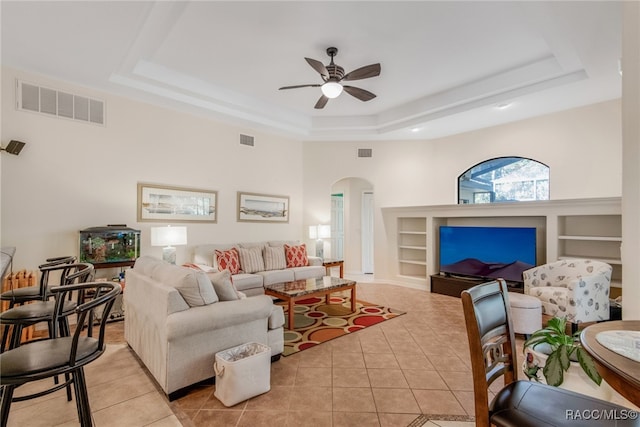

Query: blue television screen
[439,226,536,283]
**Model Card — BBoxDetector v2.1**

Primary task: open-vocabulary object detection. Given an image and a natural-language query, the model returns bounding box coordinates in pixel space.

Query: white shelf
[399,245,427,250]
[399,231,427,235]
[399,259,427,266]
[558,235,622,242]
[558,255,622,265]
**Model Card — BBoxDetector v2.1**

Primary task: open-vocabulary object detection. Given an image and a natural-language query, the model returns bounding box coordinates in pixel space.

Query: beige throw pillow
[263,246,286,270]
[237,246,265,274]
[207,270,240,301]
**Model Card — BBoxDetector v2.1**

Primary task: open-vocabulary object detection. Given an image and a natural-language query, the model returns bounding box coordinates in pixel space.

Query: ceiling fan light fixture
[321,81,343,98]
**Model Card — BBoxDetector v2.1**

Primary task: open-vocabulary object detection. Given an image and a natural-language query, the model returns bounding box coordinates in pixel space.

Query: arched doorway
[331,177,374,275]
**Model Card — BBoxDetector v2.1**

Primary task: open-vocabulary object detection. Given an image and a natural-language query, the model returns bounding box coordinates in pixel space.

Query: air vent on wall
[358,148,373,158]
[240,134,255,146]
[16,80,105,126]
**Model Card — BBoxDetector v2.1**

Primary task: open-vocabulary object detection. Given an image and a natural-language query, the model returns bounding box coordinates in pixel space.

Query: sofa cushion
[263,246,286,271]
[237,246,265,274]
[284,243,309,268]
[207,270,240,301]
[291,265,326,281]
[215,248,240,274]
[259,269,295,286]
[151,264,218,307]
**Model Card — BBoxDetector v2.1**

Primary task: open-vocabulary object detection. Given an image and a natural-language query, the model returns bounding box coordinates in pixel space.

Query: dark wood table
[580,320,640,407]
[264,277,356,329]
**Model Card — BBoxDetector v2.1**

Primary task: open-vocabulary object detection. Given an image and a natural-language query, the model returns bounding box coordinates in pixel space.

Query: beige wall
[303,100,623,279]
[1,67,305,271]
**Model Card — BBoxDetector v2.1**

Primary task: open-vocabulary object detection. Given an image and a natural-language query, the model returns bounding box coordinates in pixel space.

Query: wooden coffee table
[264,277,357,329]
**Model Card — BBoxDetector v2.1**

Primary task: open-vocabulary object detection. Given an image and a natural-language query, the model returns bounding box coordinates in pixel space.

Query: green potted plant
[523,317,602,389]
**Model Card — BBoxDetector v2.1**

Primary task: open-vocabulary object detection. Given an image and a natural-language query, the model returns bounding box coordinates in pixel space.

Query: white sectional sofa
[192,241,326,296]
[124,256,285,399]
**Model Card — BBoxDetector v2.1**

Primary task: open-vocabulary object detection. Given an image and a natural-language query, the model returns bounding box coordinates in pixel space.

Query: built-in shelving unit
[382,197,622,292]
[557,214,622,286]
[397,217,427,279]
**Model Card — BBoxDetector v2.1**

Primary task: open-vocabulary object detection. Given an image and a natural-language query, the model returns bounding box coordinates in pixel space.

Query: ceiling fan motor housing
[326,65,345,80]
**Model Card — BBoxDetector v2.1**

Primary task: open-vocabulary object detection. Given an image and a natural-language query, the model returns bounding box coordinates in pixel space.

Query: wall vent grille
[16,80,105,126]
[240,134,255,146]
[358,148,373,158]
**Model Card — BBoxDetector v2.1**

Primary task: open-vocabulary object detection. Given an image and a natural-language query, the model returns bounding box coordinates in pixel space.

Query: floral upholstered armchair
[522,259,611,327]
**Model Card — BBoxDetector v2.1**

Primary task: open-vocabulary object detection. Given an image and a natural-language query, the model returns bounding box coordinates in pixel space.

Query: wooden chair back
[461,279,517,427]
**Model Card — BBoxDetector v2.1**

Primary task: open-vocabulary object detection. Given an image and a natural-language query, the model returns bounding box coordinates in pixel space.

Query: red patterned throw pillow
[215,248,240,275]
[284,244,309,268]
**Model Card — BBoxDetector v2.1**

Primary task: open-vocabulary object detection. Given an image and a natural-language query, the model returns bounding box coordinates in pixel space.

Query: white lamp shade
[151,226,187,247]
[309,225,318,239]
[321,81,343,98]
[317,224,331,239]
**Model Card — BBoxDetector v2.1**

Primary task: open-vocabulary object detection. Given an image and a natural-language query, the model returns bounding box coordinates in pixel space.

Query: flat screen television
[439,226,536,283]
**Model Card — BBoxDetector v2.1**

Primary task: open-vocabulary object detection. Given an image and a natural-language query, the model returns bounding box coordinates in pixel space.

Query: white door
[331,194,344,260]
[362,191,374,273]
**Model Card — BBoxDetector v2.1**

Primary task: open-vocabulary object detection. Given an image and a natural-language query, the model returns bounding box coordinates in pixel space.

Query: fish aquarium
[79,225,140,267]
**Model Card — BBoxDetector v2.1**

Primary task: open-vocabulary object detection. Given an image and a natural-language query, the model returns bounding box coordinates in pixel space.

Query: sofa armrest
[269,304,285,330]
[308,256,323,266]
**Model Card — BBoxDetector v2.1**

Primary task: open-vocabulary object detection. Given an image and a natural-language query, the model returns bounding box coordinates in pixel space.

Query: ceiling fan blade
[305,57,330,81]
[342,63,381,81]
[314,95,329,109]
[343,86,376,102]
[279,84,321,90]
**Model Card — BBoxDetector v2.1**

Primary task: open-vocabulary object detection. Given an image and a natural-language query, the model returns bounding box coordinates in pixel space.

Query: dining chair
[0,281,121,426]
[461,279,639,427]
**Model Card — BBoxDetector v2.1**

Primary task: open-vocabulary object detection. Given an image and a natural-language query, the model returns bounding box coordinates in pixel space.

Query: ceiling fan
[279,47,381,109]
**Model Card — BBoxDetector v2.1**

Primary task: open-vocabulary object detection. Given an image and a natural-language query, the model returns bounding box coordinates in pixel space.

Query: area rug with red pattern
[277,295,405,356]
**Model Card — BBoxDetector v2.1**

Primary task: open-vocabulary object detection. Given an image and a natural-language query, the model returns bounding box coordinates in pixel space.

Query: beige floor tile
[294,367,332,387]
[441,371,474,391]
[333,367,371,387]
[333,411,381,427]
[427,354,469,371]
[395,352,436,370]
[403,369,449,390]
[191,410,242,426]
[412,389,467,415]
[452,390,476,417]
[332,387,377,412]
[368,368,409,388]
[244,385,293,411]
[289,386,333,411]
[332,350,366,368]
[286,411,333,427]
[91,391,174,426]
[378,412,423,427]
[237,410,289,426]
[372,388,421,413]
[363,352,400,369]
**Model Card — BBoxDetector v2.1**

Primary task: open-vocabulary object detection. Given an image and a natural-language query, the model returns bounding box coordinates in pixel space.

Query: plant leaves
[558,344,571,371]
[543,349,565,386]
[576,347,603,386]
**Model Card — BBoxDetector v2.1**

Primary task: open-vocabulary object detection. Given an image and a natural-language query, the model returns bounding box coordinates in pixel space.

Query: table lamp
[309,224,331,258]
[151,225,187,264]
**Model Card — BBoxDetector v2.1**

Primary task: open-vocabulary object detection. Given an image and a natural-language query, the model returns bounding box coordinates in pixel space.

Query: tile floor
[4,278,636,426]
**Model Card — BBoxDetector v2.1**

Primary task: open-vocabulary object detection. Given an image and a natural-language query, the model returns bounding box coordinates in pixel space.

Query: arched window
[458,157,549,204]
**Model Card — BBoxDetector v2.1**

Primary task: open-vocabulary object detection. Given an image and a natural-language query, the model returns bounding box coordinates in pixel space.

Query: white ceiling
[1,1,622,141]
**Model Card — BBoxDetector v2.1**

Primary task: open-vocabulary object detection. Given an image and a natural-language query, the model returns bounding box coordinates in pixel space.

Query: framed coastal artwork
[137,183,217,223]
[237,192,289,223]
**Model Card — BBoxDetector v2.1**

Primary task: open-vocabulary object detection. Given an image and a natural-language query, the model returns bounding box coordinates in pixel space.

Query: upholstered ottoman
[508,292,542,336]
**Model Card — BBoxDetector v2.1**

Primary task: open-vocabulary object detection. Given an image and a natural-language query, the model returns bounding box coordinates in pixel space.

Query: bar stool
[0,281,121,426]
[0,256,76,351]
[0,263,94,350]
